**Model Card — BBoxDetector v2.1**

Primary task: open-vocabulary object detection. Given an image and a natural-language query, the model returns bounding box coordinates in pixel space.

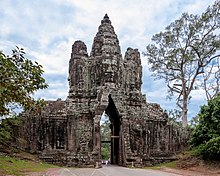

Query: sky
[0,0,216,120]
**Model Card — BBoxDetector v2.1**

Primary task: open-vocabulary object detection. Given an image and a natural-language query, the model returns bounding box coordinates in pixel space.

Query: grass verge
[0,155,57,175]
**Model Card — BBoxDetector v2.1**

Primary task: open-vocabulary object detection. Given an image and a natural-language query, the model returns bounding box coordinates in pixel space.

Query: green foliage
[189,115,200,127]
[190,93,220,160]
[0,47,48,116]
[101,146,110,160]
[0,116,22,144]
[202,136,220,160]
[189,144,206,157]
[101,119,111,141]
[100,117,110,160]
[167,109,182,126]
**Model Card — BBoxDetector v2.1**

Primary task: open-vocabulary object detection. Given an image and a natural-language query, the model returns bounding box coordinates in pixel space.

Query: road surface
[45,165,181,176]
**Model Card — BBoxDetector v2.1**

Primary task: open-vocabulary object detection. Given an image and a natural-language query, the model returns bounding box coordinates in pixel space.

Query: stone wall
[15,14,190,167]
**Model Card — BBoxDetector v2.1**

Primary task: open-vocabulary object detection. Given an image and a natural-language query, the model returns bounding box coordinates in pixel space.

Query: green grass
[0,155,57,175]
[185,148,203,157]
[144,161,176,170]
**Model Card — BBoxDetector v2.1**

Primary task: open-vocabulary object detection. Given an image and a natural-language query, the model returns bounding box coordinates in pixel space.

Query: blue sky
[0,0,216,119]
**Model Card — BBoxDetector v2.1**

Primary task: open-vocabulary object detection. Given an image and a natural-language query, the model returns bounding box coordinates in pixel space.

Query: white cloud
[182,0,213,14]
[35,88,68,100]
[29,40,72,75]
[0,0,216,118]
[34,75,68,100]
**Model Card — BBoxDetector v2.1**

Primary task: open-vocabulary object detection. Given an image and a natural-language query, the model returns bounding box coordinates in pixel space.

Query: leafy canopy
[191,93,220,146]
[190,93,220,160]
[0,47,48,116]
[144,0,220,126]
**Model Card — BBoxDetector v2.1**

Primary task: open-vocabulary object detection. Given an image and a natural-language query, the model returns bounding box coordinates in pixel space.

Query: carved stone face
[72,40,88,56]
[16,14,188,168]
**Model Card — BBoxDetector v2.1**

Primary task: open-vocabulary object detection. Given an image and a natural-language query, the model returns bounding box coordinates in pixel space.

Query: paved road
[45,165,181,176]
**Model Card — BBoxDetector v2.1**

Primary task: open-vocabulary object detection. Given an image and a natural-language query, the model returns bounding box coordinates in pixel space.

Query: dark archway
[104,94,121,165]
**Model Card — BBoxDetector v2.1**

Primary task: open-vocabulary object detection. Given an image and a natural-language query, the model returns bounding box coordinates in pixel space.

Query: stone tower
[17,14,189,167]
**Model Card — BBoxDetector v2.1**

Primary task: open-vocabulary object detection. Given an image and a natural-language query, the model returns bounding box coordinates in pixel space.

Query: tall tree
[0,47,48,116]
[200,59,220,101]
[144,0,220,127]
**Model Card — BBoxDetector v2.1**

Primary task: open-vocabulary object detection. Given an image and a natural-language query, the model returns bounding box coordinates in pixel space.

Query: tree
[144,0,220,127]
[101,119,111,142]
[0,47,48,116]
[166,109,182,126]
[200,59,220,101]
[100,117,111,160]
[0,115,21,146]
[190,93,220,160]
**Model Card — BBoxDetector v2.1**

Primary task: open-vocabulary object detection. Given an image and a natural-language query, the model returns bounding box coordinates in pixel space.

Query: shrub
[202,136,220,160]
[190,94,220,160]
[0,116,22,145]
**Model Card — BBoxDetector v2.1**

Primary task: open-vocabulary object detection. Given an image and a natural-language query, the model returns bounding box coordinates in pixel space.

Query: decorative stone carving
[14,14,190,167]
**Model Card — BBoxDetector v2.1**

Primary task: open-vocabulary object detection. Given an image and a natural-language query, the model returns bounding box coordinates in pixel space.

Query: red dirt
[162,155,220,176]
[161,167,220,176]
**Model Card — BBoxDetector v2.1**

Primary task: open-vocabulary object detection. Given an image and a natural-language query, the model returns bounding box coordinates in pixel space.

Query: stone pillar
[93,114,101,168]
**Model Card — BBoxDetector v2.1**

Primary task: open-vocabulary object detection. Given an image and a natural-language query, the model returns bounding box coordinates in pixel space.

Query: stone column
[93,114,101,168]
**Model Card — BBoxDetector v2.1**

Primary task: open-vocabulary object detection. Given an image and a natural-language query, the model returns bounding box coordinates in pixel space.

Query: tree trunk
[182,78,188,128]
[182,96,188,127]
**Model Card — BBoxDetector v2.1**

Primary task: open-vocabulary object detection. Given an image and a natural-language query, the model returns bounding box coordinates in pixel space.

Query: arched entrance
[100,113,110,163]
[102,94,121,165]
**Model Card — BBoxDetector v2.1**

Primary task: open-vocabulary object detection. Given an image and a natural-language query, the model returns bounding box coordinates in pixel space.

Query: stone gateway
[16,14,188,167]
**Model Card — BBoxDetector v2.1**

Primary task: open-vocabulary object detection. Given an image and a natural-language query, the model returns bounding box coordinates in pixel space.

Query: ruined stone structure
[16,14,189,167]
